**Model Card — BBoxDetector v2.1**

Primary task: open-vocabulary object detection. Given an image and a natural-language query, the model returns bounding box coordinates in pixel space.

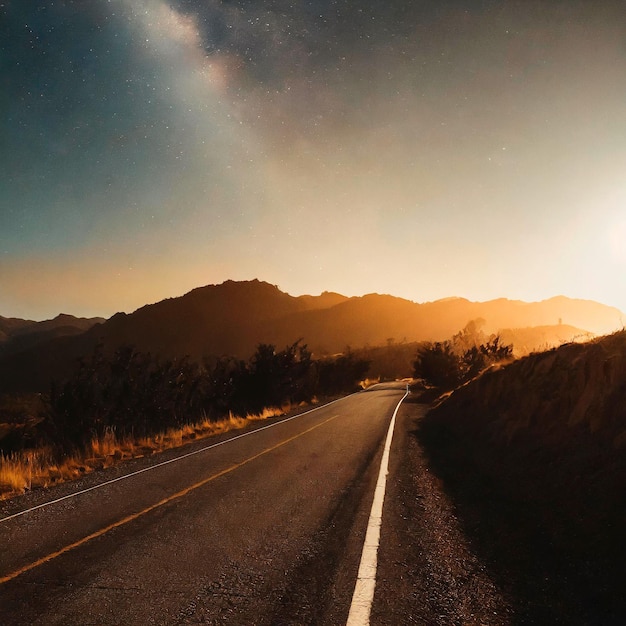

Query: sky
[1,0,625,320]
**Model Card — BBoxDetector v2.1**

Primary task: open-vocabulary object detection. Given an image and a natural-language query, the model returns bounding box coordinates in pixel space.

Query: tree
[413,341,462,389]
[414,331,513,390]
[315,351,371,395]
[230,341,314,414]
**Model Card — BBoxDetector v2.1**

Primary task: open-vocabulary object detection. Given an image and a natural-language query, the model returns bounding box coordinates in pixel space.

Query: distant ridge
[0,279,623,392]
[0,313,105,359]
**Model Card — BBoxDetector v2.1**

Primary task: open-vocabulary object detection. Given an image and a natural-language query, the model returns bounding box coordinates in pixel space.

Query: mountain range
[0,279,623,392]
[0,314,106,359]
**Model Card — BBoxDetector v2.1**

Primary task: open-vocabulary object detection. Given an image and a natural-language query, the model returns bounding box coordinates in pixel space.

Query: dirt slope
[419,330,626,623]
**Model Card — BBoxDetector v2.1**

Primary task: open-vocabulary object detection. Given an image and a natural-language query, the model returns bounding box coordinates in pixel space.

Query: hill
[418,330,626,622]
[0,314,105,358]
[0,279,622,392]
[497,324,594,356]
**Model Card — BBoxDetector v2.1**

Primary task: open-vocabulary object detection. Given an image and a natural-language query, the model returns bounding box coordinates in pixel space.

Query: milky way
[1,1,625,319]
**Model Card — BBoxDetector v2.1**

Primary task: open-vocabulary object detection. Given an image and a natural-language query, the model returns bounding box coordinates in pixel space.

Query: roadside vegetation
[418,329,626,622]
[352,340,421,382]
[413,319,513,390]
[0,407,283,498]
[0,342,370,499]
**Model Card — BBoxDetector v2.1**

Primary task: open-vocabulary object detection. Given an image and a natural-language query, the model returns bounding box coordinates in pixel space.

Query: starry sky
[1,0,625,320]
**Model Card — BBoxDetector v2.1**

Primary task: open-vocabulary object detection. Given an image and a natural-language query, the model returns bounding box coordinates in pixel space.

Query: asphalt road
[0,384,410,625]
[1,384,515,625]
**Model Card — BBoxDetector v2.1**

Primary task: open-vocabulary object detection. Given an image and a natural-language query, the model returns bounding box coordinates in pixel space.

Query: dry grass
[0,450,46,493]
[360,377,380,389]
[0,403,298,501]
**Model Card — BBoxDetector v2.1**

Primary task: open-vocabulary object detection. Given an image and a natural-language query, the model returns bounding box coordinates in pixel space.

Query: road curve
[0,383,407,625]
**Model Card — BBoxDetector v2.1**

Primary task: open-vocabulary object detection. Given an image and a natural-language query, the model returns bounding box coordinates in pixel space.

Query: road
[1,383,512,625]
[0,384,407,624]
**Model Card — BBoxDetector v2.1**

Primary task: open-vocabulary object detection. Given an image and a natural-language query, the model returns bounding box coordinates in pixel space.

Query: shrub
[46,341,370,453]
[414,332,512,390]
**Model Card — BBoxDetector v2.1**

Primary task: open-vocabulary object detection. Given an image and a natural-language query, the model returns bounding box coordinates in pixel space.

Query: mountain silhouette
[0,279,622,392]
[0,314,105,358]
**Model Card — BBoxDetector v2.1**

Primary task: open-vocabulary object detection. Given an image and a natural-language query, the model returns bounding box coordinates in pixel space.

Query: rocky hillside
[419,330,626,622]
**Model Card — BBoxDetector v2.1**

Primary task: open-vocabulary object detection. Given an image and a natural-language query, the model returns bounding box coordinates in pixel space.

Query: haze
[1,1,625,320]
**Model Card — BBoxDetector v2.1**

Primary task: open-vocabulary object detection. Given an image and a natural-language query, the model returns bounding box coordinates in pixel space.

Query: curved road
[0,383,408,625]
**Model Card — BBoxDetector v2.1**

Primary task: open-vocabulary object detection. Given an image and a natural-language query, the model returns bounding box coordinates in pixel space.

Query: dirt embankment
[418,330,626,624]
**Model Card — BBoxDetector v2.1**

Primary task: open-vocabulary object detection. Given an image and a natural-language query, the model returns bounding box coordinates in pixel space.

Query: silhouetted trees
[229,342,315,415]
[414,341,462,389]
[414,324,512,390]
[352,341,419,381]
[315,351,371,396]
[47,345,205,450]
[46,341,370,453]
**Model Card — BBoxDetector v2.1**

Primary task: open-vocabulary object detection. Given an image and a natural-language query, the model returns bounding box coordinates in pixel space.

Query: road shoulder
[372,395,512,625]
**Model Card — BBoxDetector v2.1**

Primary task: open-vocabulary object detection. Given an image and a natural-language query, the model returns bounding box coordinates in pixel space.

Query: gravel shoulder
[373,395,512,625]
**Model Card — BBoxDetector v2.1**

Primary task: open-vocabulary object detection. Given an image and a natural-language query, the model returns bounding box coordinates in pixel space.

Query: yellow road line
[0,414,339,586]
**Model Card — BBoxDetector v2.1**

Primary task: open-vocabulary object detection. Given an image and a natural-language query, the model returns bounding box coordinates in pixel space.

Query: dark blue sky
[1,1,625,319]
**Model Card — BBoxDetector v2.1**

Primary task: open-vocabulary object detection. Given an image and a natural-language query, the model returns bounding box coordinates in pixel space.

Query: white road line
[0,394,356,524]
[346,388,409,626]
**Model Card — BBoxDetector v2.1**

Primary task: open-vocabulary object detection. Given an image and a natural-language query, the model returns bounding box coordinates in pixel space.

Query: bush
[47,345,205,450]
[413,342,462,389]
[45,341,370,453]
[414,331,512,390]
[315,351,371,396]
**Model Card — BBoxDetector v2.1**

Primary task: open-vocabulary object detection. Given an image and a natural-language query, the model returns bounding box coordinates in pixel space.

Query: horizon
[2,1,625,321]
[4,278,625,323]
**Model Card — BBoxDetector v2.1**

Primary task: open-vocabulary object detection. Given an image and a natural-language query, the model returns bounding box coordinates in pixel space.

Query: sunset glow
[1,1,625,320]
